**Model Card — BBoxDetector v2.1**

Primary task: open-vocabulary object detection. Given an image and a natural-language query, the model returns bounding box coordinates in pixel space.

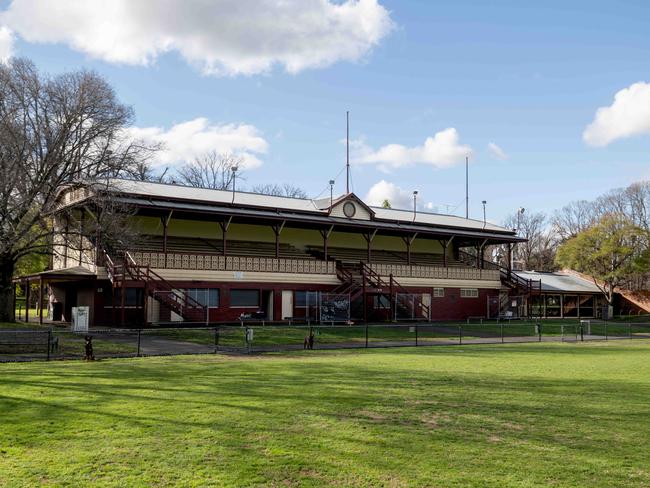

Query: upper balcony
[125,236,499,281]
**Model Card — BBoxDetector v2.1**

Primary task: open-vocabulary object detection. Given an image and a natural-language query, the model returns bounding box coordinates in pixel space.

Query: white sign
[233,271,245,280]
[71,306,89,332]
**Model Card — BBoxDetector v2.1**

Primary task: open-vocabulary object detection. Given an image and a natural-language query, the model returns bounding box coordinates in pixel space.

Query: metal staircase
[104,250,208,325]
[457,250,542,296]
[333,261,430,322]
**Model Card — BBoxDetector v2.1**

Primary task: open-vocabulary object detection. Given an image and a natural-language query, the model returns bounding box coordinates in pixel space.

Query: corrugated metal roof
[372,207,507,232]
[107,179,515,235]
[514,271,602,293]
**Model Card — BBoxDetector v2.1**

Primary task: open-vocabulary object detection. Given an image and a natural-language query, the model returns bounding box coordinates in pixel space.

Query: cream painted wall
[329,199,372,220]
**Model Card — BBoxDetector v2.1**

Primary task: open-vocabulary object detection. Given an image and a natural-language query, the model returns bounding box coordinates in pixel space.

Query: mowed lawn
[2,343,650,487]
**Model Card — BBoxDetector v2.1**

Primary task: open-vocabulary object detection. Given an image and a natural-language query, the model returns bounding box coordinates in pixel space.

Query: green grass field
[2,342,650,487]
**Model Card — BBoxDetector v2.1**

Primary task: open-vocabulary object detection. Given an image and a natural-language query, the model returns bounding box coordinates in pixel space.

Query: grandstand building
[22,179,531,327]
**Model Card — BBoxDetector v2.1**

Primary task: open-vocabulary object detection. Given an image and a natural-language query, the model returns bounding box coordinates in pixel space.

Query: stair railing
[121,251,209,324]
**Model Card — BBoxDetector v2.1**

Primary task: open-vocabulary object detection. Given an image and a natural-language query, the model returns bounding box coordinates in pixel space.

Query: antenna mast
[465,156,469,219]
[346,111,350,194]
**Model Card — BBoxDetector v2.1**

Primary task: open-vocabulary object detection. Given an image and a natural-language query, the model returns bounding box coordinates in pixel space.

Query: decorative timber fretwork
[369,263,500,281]
[131,251,336,274]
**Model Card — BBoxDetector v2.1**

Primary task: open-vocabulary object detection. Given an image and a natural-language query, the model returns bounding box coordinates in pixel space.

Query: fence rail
[2,321,650,362]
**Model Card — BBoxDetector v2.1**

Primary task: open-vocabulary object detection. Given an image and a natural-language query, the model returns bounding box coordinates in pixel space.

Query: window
[578,295,594,317]
[295,291,319,308]
[230,289,260,307]
[530,295,544,317]
[433,287,445,298]
[294,291,319,319]
[373,295,391,309]
[545,295,561,317]
[563,295,578,317]
[108,288,143,307]
[460,288,479,298]
[186,288,219,308]
[343,201,356,218]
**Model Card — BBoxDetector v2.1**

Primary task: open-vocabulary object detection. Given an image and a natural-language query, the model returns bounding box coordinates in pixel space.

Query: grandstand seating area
[128,237,478,268]
[305,246,468,267]
[133,236,314,259]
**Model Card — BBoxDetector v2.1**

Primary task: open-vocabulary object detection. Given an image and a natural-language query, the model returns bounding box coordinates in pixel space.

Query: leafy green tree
[555,215,650,305]
[381,199,391,209]
[0,58,152,322]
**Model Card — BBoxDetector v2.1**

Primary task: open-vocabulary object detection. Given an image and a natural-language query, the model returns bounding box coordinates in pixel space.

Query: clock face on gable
[343,201,356,218]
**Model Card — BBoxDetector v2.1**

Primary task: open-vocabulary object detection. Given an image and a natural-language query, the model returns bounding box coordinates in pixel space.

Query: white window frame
[460,288,479,298]
[433,287,445,298]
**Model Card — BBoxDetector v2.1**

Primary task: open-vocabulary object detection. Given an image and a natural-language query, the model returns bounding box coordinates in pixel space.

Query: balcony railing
[369,263,501,281]
[131,251,336,275]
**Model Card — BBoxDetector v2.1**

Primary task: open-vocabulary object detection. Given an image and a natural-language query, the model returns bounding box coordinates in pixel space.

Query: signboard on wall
[320,293,350,323]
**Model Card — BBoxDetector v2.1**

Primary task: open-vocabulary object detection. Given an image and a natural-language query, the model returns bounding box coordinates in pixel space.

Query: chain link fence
[2,321,650,361]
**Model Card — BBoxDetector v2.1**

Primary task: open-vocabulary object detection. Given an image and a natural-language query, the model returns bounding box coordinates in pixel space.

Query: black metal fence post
[214,327,219,353]
[415,324,418,346]
[580,324,584,342]
[459,325,462,345]
[365,323,368,348]
[46,329,51,361]
[605,321,608,341]
[136,329,141,357]
[538,321,542,342]
[628,323,632,339]
[501,323,504,343]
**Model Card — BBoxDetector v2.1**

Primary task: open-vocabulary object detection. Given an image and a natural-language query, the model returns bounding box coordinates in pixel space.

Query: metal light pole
[516,207,525,233]
[329,179,335,208]
[231,166,238,203]
[482,200,487,228]
[413,190,418,220]
[513,207,525,270]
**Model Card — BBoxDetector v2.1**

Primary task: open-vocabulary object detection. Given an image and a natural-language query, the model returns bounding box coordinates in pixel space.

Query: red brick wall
[429,288,496,321]
[92,280,499,325]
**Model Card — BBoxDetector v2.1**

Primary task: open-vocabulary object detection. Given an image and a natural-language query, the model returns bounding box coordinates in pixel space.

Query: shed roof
[514,271,602,293]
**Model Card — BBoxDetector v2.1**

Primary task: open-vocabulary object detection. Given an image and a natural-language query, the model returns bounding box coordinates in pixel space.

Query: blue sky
[1,0,649,224]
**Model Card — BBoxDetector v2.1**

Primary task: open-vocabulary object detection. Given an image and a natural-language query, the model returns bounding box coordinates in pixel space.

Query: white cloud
[364,180,414,210]
[353,128,472,172]
[0,26,14,62]
[0,0,393,76]
[424,202,438,213]
[487,142,508,160]
[128,118,268,168]
[583,82,650,147]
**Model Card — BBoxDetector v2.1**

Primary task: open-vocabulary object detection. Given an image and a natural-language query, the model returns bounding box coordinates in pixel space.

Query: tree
[0,58,152,321]
[125,161,169,183]
[555,215,650,305]
[381,199,391,209]
[552,200,599,241]
[251,183,307,199]
[503,210,557,271]
[176,152,243,190]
